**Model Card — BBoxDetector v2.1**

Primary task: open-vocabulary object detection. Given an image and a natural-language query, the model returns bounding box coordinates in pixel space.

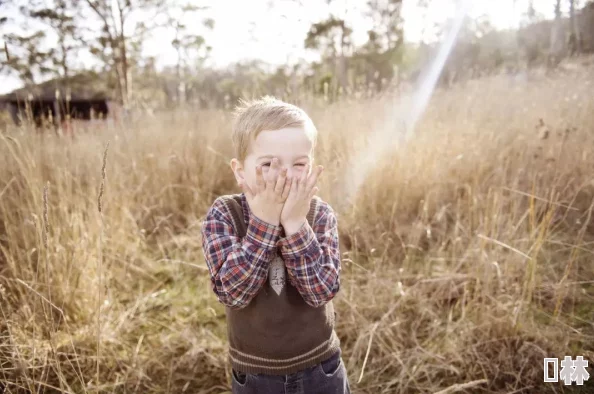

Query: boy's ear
[230,158,244,185]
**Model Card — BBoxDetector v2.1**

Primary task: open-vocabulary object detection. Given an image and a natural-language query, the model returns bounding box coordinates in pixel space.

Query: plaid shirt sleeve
[201,197,281,309]
[277,200,341,308]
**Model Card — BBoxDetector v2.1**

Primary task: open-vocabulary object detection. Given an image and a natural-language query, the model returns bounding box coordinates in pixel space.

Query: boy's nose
[287,168,303,178]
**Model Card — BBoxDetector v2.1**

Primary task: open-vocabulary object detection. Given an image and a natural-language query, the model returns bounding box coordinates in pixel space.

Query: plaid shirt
[201,194,341,309]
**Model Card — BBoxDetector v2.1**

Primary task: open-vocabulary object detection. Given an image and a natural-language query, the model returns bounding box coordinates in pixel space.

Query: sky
[0,0,563,94]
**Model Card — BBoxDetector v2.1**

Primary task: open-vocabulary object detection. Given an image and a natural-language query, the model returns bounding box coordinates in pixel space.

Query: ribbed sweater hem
[228,330,341,376]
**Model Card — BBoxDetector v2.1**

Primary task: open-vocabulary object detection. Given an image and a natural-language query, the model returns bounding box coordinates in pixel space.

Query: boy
[201,96,350,394]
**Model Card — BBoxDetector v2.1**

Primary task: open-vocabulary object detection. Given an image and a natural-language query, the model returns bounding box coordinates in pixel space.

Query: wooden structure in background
[0,73,118,133]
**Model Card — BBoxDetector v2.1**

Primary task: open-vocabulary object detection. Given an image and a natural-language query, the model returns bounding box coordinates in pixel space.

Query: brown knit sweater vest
[219,194,340,376]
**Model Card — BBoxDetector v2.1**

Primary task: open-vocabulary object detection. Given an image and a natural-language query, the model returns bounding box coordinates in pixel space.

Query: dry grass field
[1,60,594,393]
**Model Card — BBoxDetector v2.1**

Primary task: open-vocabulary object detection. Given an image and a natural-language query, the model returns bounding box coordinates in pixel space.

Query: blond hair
[231,96,317,161]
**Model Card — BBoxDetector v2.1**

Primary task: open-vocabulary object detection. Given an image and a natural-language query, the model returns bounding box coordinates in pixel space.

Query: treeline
[1,0,594,110]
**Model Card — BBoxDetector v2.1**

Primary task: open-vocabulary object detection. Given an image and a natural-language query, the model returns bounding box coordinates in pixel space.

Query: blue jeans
[231,350,351,394]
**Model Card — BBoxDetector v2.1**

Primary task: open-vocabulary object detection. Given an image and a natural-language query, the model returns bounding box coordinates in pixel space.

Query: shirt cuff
[245,214,282,249]
[277,221,316,259]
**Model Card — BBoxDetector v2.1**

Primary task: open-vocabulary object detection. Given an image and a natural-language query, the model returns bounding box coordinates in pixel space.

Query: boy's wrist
[251,212,280,227]
[282,218,306,236]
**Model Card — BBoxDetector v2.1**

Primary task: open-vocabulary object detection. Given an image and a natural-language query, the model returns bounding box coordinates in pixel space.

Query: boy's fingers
[305,165,323,193]
[275,167,287,195]
[301,164,310,184]
[296,164,308,194]
[308,186,319,200]
[255,165,265,192]
[267,159,279,189]
[281,176,292,200]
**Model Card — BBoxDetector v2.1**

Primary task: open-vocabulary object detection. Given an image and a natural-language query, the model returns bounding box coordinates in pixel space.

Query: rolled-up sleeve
[277,201,341,307]
[201,197,282,309]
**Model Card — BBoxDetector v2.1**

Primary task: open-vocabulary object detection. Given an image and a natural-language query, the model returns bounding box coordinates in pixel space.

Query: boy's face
[231,126,314,191]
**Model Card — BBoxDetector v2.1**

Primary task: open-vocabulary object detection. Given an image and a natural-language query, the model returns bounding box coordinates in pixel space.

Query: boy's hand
[239,158,290,226]
[281,164,323,235]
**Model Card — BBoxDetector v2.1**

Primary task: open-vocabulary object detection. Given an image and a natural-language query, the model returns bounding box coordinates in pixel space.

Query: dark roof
[0,72,111,102]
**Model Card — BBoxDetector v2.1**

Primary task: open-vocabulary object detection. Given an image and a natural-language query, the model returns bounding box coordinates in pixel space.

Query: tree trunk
[337,29,349,93]
[58,28,69,79]
[109,37,125,106]
[568,0,581,55]
[176,46,186,104]
[85,0,127,107]
[119,35,129,108]
[117,0,130,108]
[549,0,564,67]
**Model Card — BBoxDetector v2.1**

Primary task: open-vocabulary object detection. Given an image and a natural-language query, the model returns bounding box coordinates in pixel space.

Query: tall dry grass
[1,63,594,393]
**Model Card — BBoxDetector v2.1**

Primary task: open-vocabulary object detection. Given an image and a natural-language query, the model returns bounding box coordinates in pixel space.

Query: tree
[168,5,213,104]
[360,0,405,90]
[84,0,171,107]
[2,31,52,86]
[549,0,564,66]
[366,0,403,52]
[27,0,80,79]
[0,1,56,87]
[568,0,582,54]
[305,17,353,92]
